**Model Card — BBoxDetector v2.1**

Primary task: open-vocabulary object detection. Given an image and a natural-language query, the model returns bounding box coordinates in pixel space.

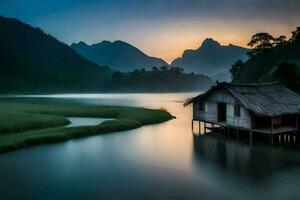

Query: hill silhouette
[171,38,248,81]
[71,40,168,72]
[0,16,112,93]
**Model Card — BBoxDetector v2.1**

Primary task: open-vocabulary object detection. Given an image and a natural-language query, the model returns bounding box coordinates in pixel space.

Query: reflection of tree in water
[192,133,300,181]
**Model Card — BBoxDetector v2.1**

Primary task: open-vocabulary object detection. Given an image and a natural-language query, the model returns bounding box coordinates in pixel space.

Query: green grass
[0,101,174,154]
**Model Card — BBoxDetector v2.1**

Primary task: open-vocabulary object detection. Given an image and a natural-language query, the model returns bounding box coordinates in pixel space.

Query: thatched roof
[185,82,300,117]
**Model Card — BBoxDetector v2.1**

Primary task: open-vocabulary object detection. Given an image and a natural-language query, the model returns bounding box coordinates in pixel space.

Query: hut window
[199,102,205,111]
[234,104,241,117]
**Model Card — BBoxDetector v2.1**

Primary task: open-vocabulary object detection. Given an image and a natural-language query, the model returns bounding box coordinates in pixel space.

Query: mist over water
[0,93,300,200]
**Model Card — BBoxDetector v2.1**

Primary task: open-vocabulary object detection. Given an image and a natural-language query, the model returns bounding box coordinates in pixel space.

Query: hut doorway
[218,103,226,122]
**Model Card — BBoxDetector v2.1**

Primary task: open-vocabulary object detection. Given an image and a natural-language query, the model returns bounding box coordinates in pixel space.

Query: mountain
[171,38,248,81]
[71,40,168,72]
[0,16,111,93]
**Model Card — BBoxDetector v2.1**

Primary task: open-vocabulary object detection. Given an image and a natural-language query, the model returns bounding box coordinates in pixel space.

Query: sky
[0,0,299,63]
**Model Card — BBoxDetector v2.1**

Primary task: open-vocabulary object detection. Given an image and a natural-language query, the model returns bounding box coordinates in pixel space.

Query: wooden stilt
[271,118,274,135]
[249,131,253,146]
[227,127,230,138]
[199,121,201,134]
[296,115,298,131]
[192,120,194,132]
[271,135,274,145]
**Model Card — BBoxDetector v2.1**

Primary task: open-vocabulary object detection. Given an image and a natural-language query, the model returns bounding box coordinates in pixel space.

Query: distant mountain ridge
[0,15,212,93]
[71,40,168,72]
[0,16,111,93]
[171,38,248,81]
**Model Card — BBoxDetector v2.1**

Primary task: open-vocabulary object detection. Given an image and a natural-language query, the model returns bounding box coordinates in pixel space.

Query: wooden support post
[192,120,194,132]
[271,118,274,135]
[199,121,201,134]
[270,118,274,145]
[249,131,253,146]
[271,135,274,145]
[204,122,206,134]
[236,129,239,140]
[296,115,299,131]
[227,127,230,138]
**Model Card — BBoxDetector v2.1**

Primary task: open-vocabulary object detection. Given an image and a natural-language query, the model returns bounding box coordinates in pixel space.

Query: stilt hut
[185,82,300,135]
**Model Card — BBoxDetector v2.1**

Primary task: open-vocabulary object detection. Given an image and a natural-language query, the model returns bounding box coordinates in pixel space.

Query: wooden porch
[193,119,298,135]
[192,118,299,145]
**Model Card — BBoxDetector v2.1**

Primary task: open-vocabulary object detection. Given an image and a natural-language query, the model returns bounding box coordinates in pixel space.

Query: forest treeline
[231,27,300,92]
[102,66,213,92]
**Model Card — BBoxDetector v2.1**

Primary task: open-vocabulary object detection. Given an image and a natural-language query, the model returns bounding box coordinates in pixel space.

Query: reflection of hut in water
[192,133,294,179]
[185,82,300,144]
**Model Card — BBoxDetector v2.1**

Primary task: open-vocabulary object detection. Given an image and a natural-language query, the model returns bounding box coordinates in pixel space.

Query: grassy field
[0,101,174,154]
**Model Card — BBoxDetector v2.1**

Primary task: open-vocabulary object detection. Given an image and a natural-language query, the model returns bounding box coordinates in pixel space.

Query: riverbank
[0,101,174,154]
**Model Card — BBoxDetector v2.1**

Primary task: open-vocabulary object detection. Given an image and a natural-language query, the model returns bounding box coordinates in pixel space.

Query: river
[0,93,300,200]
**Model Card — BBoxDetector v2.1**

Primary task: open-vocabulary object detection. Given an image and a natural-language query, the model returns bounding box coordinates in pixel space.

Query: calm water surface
[0,93,300,200]
[67,117,112,127]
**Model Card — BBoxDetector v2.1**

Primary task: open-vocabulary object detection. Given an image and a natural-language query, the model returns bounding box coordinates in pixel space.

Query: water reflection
[193,131,300,181]
[67,117,112,127]
[1,93,300,199]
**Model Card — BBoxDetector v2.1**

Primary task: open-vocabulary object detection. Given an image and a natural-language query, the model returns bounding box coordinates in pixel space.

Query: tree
[159,66,168,71]
[140,68,146,73]
[246,51,254,58]
[230,60,243,78]
[152,66,159,72]
[291,27,300,42]
[274,35,287,46]
[133,69,140,75]
[112,71,124,81]
[248,33,275,50]
[170,67,183,73]
[272,61,300,92]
